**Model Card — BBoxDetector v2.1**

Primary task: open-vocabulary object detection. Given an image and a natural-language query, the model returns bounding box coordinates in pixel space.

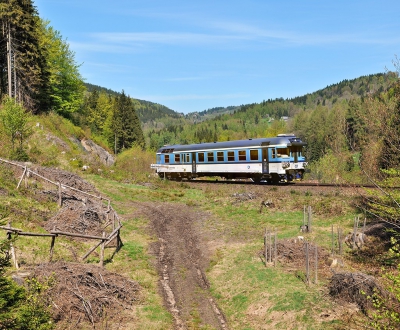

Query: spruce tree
[112,91,145,153]
[0,0,50,113]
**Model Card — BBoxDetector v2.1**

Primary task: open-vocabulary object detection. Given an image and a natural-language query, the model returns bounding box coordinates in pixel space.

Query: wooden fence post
[264,228,268,267]
[305,242,309,285]
[352,216,359,249]
[106,200,111,222]
[268,229,272,263]
[99,232,106,267]
[338,227,343,255]
[58,182,62,207]
[331,224,334,256]
[274,230,277,267]
[314,245,318,284]
[117,228,123,249]
[17,166,27,189]
[7,222,18,269]
[49,226,56,262]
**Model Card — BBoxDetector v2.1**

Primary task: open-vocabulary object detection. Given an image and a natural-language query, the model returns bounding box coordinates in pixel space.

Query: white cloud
[139,93,250,102]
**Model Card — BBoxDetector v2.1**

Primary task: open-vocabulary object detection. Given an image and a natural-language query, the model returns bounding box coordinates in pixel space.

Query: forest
[1,0,400,328]
[1,0,400,225]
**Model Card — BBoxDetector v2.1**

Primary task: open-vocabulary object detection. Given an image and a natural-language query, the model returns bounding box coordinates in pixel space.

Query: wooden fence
[0,157,122,268]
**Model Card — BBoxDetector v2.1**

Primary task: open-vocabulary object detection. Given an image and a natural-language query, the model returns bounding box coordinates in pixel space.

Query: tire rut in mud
[136,202,228,330]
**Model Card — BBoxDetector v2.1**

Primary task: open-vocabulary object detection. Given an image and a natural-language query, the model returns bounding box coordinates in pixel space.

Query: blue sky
[34,0,400,114]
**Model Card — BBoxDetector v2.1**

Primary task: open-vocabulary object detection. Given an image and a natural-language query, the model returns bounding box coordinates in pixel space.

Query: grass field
[1,164,370,329]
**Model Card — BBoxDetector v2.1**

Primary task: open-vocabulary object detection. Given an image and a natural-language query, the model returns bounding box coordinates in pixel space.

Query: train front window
[289,147,303,162]
[277,148,289,158]
[157,155,161,163]
[238,150,246,161]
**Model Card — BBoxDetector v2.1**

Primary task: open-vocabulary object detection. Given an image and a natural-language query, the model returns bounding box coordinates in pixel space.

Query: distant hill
[86,72,397,149]
[85,83,181,123]
[193,72,395,119]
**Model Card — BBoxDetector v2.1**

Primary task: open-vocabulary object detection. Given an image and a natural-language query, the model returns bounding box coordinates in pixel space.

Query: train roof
[156,135,306,153]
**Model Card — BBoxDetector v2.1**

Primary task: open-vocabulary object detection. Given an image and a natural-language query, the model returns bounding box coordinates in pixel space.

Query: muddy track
[134,202,228,330]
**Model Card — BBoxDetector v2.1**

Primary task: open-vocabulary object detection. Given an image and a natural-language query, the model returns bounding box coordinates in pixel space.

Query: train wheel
[252,175,262,184]
[271,173,280,185]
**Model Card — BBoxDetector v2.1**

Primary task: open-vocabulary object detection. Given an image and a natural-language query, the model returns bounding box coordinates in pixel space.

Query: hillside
[0,82,399,328]
[84,73,396,155]
[134,72,395,151]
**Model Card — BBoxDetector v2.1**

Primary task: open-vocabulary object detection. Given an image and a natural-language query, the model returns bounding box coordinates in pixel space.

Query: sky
[34,0,400,114]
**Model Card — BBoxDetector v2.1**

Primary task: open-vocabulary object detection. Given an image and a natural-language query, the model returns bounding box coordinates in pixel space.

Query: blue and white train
[151,134,307,184]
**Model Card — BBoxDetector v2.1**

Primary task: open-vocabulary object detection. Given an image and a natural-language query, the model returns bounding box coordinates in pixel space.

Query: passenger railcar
[150,134,307,184]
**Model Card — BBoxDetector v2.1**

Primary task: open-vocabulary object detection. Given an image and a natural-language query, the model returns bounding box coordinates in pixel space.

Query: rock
[80,138,115,166]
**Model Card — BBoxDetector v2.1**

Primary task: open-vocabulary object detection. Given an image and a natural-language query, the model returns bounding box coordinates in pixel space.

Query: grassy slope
[0,112,370,329]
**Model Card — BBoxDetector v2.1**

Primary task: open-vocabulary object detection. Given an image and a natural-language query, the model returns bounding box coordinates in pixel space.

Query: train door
[262,148,269,173]
[191,152,197,174]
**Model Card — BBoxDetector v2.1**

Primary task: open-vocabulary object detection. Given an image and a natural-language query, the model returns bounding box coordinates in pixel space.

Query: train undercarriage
[158,170,304,184]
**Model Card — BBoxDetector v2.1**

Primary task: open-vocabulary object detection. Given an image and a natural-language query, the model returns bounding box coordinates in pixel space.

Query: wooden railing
[0,157,122,268]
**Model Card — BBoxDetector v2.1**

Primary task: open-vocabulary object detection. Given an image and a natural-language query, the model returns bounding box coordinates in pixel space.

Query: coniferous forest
[1,1,400,328]
[2,0,400,184]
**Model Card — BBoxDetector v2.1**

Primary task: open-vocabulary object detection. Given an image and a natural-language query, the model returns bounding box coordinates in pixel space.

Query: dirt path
[133,202,228,330]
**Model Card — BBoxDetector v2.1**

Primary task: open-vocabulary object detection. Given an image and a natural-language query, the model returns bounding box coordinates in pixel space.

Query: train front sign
[150,134,307,184]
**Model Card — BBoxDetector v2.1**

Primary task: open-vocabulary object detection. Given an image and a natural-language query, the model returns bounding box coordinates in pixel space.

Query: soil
[132,202,228,330]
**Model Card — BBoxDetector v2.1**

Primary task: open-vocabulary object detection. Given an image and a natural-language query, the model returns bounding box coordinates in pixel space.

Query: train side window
[186,153,191,163]
[271,149,276,159]
[217,151,224,162]
[198,152,205,162]
[238,150,246,161]
[227,151,235,161]
[165,155,170,163]
[174,154,180,163]
[250,149,259,161]
[207,152,214,162]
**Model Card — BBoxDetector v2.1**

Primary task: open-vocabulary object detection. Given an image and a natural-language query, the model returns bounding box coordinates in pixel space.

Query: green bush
[0,239,54,330]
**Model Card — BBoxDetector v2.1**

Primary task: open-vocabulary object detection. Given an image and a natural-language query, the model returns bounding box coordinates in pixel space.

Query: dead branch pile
[364,222,399,242]
[329,271,385,312]
[44,198,108,237]
[32,261,141,327]
[33,166,97,193]
[275,239,329,267]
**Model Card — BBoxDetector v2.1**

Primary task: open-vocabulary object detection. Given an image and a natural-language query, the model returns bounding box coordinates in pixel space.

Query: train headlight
[282,162,290,169]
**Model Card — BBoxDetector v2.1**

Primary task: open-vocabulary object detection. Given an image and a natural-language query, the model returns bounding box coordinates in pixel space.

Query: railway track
[180,178,383,189]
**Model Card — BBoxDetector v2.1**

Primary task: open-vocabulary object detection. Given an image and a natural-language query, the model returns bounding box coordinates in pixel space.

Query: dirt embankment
[134,202,228,330]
